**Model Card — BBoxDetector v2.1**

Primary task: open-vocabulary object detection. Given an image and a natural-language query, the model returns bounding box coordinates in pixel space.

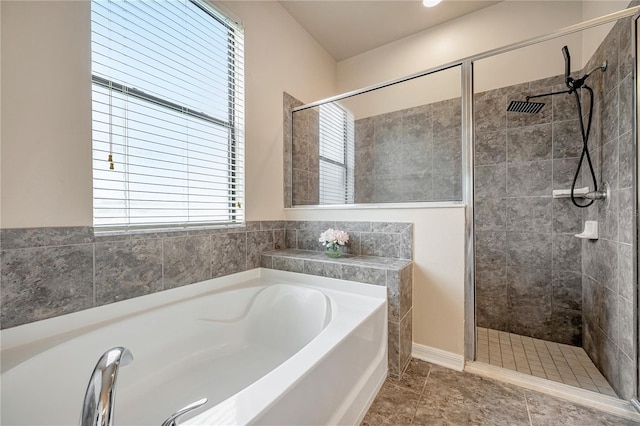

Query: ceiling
[279,0,502,61]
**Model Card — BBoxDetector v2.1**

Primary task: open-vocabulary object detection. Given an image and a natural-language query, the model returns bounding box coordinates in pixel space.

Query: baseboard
[412,343,464,371]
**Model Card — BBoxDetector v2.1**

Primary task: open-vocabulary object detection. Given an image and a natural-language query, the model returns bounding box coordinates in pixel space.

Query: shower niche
[288,66,462,207]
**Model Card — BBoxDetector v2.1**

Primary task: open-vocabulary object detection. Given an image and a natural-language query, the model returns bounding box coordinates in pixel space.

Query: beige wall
[1,1,93,228]
[219,1,336,221]
[0,0,336,228]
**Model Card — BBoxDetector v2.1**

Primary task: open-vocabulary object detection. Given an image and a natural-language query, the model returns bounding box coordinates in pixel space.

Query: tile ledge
[262,248,412,270]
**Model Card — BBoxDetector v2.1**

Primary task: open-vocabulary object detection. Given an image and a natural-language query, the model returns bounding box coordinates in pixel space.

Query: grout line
[523,389,534,426]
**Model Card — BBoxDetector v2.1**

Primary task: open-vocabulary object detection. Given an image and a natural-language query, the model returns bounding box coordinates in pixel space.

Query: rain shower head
[507,100,545,114]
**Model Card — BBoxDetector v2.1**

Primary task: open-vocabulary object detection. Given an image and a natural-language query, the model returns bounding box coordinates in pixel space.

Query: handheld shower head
[562,45,571,86]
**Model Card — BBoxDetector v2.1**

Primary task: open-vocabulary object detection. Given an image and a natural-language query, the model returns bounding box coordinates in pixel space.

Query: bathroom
[1,0,639,425]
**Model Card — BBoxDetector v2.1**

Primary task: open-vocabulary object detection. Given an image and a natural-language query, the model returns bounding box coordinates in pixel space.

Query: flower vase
[325,245,342,258]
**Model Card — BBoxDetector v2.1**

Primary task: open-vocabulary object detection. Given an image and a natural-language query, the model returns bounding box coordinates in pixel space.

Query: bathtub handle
[161,398,208,426]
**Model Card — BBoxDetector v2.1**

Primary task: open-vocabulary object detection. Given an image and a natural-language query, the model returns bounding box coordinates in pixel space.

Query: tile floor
[361,358,639,425]
[476,327,616,396]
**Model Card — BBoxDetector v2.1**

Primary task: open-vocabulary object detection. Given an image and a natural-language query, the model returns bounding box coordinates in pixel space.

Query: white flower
[319,228,349,247]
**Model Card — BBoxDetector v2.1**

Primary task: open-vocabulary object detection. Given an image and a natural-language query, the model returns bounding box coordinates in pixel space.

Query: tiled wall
[474,74,584,346]
[354,99,462,203]
[581,16,635,400]
[0,220,413,330]
[475,16,636,399]
[292,107,320,205]
[284,220,412,259]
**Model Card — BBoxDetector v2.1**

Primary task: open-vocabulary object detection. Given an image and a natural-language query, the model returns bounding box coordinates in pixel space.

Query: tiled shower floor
[476,327,616,396]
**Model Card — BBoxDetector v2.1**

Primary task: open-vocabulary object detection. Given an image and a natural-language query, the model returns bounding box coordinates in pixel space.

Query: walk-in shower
[473,13,636,404]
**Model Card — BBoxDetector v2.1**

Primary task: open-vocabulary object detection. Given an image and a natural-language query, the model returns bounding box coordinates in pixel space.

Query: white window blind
[319,103,354,204]
[91,0,244,230]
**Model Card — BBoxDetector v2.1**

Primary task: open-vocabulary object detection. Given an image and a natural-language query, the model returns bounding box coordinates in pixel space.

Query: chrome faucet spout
[79,347,133,426]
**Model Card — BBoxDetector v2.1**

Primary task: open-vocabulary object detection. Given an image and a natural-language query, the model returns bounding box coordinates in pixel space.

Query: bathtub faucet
[79,346,134,426]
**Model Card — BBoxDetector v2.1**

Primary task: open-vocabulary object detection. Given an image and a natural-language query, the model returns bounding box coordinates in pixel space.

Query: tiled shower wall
[0,220,413,330]
[354,99,462,203]
[581,16,635,400]
[474,74,584,346]
[475,15,636,399]
[292,106,320,205]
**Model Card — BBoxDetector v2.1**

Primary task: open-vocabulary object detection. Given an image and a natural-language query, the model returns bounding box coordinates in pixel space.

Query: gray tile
[506,197,552,233]
[355,117,374,151]
[285,229,297,249]
[619,187,633,245]
[1,245,94,328]
[618,296,633,360]
[475,262,508,330]
[296,229,323,252]
[549,308,582,346]
[432,97,461,139]
[361,382,420,426]
[552,270,582,311]
[475,198,506,232]
[388,321,400,378]
[507,266,552,307]
[602,139,619,190]
[272,256,305,274]
[402,106,432,145]
[617,352,635,401]
[506,232,551,270]
[360,232,402,258]
[401,142,432,174]
[507,160,552,197]
[552,158,582,190]
[95,239,163,305]
[475,231,506,267]
[399,265,413,320]
[210,232,247,278]
[371,222,412,233]
[414,366,530,425]
[432,165,462,201]
[273,229,286,250]
[475,164,506,199]
[552,84,576,122]
[303,260,341,279]
[553,119,582,159]
[387,358,431,394]
[618,17,634,80]
[475,94,506,133]
[525,389,637,425]
[260,254,273,268]
[247,230,275,269]
[400,310,412,371]
[386,269,401,321]
[507,123,552,162]
[552,233,581,272]
[619,74,634,137]
[260,220,286,230]
[475,131,506,165]
[0,226,94,250]
[552,198,582,234]
[341,265,386,286]
[618,243,633,301]
[602,88,619,144]
[163,235,211,289]
[618,130,633,189]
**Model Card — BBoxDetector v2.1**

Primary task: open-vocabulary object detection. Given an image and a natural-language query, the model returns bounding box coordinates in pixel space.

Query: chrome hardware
[584,181,610,204]
[79,347,133,426]
[161,398,208,426]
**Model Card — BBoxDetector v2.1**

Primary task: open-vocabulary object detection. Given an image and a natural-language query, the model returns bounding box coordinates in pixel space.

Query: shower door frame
[463,8,640,406]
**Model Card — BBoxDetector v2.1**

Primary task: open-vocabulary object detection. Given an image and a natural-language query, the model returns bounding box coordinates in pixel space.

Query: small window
[91,0,244,230]
[318,103,355,204]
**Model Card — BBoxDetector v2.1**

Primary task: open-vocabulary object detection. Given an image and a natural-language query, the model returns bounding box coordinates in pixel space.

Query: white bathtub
[1,268,387,426]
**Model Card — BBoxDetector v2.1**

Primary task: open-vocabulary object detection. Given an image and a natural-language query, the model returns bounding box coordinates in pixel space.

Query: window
[318,103,354,204]
[91,0,244,230]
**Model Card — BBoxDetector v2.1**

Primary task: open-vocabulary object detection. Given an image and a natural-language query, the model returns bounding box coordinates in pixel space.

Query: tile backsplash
[0,220,412,329]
